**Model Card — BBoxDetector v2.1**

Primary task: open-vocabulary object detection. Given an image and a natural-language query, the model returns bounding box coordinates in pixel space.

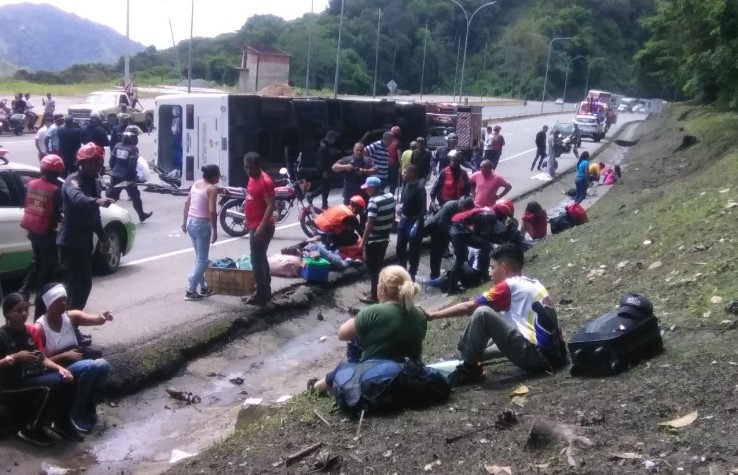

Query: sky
[0,0,331,49]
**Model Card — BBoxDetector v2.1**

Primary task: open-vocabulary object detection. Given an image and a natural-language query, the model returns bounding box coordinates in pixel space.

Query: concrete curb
[102,120,644,397]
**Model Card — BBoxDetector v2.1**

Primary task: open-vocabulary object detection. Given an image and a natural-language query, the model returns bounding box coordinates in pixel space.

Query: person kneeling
[426,245,567,387]
[34,283,112,433]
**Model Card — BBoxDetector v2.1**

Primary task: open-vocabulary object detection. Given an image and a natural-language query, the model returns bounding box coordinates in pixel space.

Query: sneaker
[140,211,153,223]
[185,291,203,301]
[71,417,93,434]
[17,427,54,446]
[447,363,485,387]
[199,286,214,297]
[49,421,84,442]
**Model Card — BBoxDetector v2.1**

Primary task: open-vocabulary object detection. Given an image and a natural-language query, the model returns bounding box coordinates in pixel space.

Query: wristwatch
[3,355,15,366]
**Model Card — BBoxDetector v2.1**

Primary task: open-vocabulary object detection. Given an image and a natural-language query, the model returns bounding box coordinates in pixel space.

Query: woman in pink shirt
[469,160,512,208]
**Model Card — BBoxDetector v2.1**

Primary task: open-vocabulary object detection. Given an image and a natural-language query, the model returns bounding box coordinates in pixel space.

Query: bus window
[186,104,194,129]
[156,104,183,174]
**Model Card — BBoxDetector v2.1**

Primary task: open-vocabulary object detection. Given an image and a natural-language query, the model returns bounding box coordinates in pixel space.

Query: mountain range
[0,2,145,73]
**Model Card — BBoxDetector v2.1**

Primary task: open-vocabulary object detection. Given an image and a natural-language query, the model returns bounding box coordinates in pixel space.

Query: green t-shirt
[354,303,427,362]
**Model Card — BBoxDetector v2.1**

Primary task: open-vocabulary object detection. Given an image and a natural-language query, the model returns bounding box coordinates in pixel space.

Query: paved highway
[0,99,642,349]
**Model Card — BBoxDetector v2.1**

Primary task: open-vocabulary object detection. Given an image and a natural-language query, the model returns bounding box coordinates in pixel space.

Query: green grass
[0,80,121,96]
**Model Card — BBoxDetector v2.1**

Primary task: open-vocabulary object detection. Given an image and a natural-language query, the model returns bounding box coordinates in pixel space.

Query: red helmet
[76,142,105,163]
[349,195,366,211]
[40,154,65,173]
[494,199,515,218]
[390,126,401,137]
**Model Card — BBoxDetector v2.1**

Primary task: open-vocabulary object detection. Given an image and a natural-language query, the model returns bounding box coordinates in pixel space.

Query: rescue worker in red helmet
[314,194,365,249]
[493,199,515,221]
[18,155,65,311]
[56,143,114,310]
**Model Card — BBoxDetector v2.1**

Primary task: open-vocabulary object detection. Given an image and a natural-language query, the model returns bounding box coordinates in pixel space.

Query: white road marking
[500,147,537,163]
[1,139,35,145]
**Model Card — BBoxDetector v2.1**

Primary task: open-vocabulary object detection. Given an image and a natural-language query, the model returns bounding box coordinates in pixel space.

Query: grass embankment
[0,80,119,97]
[172,105,738,474]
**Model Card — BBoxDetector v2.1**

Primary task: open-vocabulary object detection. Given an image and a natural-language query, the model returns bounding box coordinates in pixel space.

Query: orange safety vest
[439,167,467,201]
[20,178,59,235]
[314,205,354,235]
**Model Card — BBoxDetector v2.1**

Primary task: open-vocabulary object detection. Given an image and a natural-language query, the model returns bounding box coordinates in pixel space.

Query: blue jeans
[67,359,110,420]
[574,177,587,203]
[304,243,348,270]
[1,371,75,429]
[187,217,212,292]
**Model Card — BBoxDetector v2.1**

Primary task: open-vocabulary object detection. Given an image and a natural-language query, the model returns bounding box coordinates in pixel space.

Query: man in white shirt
[34,115,53,160]
[482,125,494,162]
[42,93,56,120]
[24,93,38,131]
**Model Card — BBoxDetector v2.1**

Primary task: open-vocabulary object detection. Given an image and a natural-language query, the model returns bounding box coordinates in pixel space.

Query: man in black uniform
[57,143,114,310]
[107,126,152,222]
[109,113,131,150]
[395,165,426,280]
[81,111,110,150]
[314,130,338,209]
[57,115,82,178]
[423,196,474,279]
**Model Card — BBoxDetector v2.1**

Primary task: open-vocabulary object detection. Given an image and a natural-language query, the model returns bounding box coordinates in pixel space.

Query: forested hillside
[11,0,685,101]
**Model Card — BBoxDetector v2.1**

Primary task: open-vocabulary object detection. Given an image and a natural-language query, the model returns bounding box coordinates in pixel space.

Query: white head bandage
[41,284,67,308]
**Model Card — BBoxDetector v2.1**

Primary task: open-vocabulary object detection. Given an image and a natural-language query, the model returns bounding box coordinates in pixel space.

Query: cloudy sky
[2,0,330,49]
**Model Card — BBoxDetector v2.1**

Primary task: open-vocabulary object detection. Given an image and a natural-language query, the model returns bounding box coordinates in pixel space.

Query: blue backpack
[331,358,451,417]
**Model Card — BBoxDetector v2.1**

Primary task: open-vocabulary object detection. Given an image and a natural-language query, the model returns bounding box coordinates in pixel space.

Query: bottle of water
[415,276,428,298]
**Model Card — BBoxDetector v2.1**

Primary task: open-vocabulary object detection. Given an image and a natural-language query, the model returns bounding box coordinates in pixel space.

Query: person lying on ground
[33,283,112,434]
[308,266,427,394]
[427,247,484,293]
[520,201,548,241]
[424,244,567,387]
[423,196,475,280]
[0,293,81,446]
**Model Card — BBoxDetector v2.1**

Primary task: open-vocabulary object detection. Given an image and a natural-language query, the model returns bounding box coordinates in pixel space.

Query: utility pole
[584,57,604,100]
[373,8,381,98]
[452,35,461,101]
[526,33,574,113]
[449,0,497,99]
[187,0,194,93]
[305,0,314,96]
[480,41,488,101]
[124,0,130,87]
[420,20,428,100]
[333,0,345,99]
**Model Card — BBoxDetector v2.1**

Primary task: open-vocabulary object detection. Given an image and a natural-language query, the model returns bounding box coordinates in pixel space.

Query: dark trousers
[21,232,58,294]
[0,372,75,430]
[489,150,502,170]
[387,164,399,196]
[107,176,146,221]
[395,216,422,279]
[59,242,93,310]
[365,240,389,300]
[531,147,547,170]
[574,177,587,203]
[428,225,450,280]
[448,226,491,294]
[249,224,275,299]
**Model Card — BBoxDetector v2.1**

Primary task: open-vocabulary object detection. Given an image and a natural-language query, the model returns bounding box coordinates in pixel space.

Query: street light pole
[305,0,313,97]
[584,57,604,99]
[187,0,194,94]
[449,0,497,100]
[527,33,574,113]
[559,54,585,111]
[333,0,345,99]
[481,41,488,101]
[373,8,381,98]
[420,20,429,100]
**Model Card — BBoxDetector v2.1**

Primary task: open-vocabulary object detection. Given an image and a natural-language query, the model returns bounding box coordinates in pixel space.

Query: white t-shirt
[483,133,494,151]
[136,156,151,182]
[35,125,48,153]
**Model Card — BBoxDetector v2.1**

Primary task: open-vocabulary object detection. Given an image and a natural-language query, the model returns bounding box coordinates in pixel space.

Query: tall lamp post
[305,0,314,96]
[527,33,574,113]
[559,54,585,111]
[333,0,345,99]
[584,57,604,98]
[449,0,497,99]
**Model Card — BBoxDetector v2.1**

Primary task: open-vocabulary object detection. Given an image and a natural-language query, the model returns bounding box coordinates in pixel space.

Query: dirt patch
[259,84,298,97]
[165,104,738,474]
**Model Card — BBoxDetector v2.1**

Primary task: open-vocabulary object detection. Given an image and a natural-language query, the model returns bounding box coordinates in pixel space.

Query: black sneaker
[49,421,84,442]
[447,363,485,387]
[17,427,54,446]
[199,286,214,297]
[140,211,153,223]
[185,291,203,301]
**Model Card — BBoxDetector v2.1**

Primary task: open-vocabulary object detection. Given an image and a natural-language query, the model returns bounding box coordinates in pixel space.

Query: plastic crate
[300,257,331,283]
[204,267,254,296]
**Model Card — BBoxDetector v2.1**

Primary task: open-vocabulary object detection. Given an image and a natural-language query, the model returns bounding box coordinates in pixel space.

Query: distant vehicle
[632,103,644,112]
[554,98,564,105]
[0,156,136,280]
[573,114,605,142]
[426,103,483,157]
[551,120,580,146]
[68,90,154,132]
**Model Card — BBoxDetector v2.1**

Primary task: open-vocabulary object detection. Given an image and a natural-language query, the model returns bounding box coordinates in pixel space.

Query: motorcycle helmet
[76,142,105,163]
[40,154,65,174]
[446,133,458,143]
[390,126,401,137]
[349,195,366,212]
[90,111,103,122]
[493,199,515,219]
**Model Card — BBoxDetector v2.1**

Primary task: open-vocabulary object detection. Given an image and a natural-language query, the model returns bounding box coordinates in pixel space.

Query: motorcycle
[218,167,322,238]
[9,112,26,136]
[0,100,10,134]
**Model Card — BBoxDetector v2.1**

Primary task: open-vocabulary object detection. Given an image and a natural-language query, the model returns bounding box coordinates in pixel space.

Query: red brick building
[237,44,291,93]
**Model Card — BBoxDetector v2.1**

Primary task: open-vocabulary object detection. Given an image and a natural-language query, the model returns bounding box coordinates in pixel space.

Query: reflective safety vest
[315,205,354,235]
[20,178,59,234]
[439,167,467,201]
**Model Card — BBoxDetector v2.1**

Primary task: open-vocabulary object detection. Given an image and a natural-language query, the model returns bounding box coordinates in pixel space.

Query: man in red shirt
[243,152,276,305]
[469,160,512,208]
[386,126,401,196]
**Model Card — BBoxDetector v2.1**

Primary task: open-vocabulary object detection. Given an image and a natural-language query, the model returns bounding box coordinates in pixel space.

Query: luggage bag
[568,293,663,376]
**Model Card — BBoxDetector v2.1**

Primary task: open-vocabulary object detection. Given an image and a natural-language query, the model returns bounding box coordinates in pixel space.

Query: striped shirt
[366,192,396,243]
[365,140,389,181]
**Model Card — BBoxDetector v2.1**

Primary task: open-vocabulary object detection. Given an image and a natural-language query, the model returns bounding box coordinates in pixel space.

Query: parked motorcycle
[9,112,26,136]
[0,100,10,134]
[218,168,322,238]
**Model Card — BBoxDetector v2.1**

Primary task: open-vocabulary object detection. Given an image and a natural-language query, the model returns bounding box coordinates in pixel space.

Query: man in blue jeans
[243,152,276,305]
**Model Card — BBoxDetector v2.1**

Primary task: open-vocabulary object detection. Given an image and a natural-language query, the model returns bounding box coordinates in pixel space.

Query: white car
[573,114,606,142]
[554,98,564,105]
[0,157,136,281]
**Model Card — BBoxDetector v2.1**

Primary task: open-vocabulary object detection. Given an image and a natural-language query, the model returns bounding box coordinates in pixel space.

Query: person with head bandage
[34,283,114,434]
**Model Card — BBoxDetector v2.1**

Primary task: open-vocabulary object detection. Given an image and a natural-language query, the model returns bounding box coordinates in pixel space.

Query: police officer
[81,111,110,150]
[57,143,114,310]
[107,126,152,222]
[18,155,65,311]
[109,113,131,150]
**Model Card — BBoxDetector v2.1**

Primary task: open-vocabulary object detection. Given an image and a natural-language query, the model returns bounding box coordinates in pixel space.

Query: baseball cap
[361,176,382,189]
[617,292,653,319]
